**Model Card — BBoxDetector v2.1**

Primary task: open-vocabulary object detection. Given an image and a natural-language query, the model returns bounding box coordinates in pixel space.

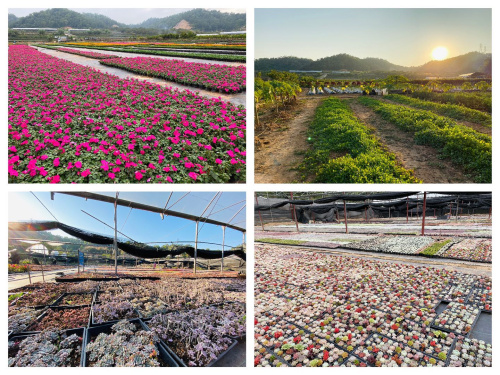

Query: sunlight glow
[432,46,449,61]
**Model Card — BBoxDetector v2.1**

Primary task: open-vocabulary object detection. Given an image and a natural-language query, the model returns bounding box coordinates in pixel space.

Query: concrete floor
[8,267,78,290]
[213,338,246,367]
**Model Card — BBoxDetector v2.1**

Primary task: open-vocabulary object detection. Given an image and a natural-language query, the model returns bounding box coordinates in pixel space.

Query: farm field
[254,8,491,184]
[254,192,492,367]
[8,45,246,183]
[9,274,246,367]
[254,244,491,367]
[255,87,491,183]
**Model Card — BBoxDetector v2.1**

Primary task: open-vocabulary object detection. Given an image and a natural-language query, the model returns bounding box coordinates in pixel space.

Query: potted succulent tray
[8,328,85,367]
[82,319,178,367]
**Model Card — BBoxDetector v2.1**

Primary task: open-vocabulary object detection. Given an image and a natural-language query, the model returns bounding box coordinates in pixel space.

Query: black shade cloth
[8,221,245,260]
[256,193,491,212]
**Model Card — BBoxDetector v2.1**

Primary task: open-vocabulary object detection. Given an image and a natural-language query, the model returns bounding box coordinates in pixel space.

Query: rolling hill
[255,52,492,76]
[136,9,246,32]
[8,8,245,32]
[8,8,124,29]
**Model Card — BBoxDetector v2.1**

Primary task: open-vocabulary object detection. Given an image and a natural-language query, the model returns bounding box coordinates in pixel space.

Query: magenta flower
[7,45,246,184]
[188,172,198,180]
[49,175,60,183]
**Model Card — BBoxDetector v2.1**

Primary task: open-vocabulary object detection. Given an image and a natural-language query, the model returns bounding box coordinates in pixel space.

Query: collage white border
[3,0,498,373]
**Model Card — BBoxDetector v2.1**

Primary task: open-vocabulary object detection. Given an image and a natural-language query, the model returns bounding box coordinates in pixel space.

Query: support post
[455,198,459,222]
[291,192,299,232]
[27,263,32,285]
[113,192,118,275]
[343,200,348,234]
[406,198,409,223]
[255,194,265,231]
[421,192,427,236]
[194,221,198,274]
[77,249,80,274]
[220,226,226,273]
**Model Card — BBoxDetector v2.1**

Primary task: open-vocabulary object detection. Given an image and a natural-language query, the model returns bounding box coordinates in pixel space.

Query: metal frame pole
[255,194,265,231]
[291,192,299,232]
[220,226,226,273]
[27,262,32,285]
[194,221,198,274]
[113,192,118,275]
[421,192,427,236]
[343,200,348,234]
[406,198,409,223]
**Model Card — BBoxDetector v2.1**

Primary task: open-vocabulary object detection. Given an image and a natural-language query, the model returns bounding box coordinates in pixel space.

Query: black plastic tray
[52,292,96,308]
[90,304,139,326]
[83,319,178,367]
[159,337,238,367]
[27,306,92,333]
[8,327,85,367]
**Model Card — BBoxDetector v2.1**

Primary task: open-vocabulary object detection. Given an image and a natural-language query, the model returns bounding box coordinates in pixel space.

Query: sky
[255,8,492,66]
[9,8,246,25]
[8,192,246,251]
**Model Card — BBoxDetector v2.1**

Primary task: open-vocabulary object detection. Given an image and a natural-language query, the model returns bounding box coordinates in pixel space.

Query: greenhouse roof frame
[57,192,246,233]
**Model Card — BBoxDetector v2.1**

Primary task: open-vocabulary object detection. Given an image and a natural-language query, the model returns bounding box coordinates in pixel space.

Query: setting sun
[432,46,449,61]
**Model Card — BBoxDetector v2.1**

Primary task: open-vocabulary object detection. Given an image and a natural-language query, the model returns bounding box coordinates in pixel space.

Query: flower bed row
[55,47,118,59]
[436,239,491,263]
[8,45,246,183]
[99,56,246,93]
[254,244,492,367]
[344,236,492,263]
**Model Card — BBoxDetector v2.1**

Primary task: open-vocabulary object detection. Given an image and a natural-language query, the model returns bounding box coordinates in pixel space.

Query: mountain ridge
[255,52,492,76]
[8,8,246,32]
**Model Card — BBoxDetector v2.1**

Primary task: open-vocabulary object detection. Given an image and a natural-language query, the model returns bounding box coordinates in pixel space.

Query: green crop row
[385,94,491,127]
[123,44,246,51]
[420,240,451,256]
[42,44,245,62]
[358,96,491,183]
[255,238,306,245]
[299,98,420,183]
[409,91,491,113]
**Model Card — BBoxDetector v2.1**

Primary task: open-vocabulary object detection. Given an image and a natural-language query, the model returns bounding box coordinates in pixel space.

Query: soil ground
[254,95,323,183]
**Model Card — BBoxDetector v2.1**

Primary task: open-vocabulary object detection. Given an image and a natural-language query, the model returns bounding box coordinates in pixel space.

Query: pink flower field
[8,45,246,183]
[55,47,118,59]
[100,56,246,93]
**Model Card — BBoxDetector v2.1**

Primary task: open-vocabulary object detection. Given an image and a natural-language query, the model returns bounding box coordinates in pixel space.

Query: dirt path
[255,96,323,183]
[348,100,474,183]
